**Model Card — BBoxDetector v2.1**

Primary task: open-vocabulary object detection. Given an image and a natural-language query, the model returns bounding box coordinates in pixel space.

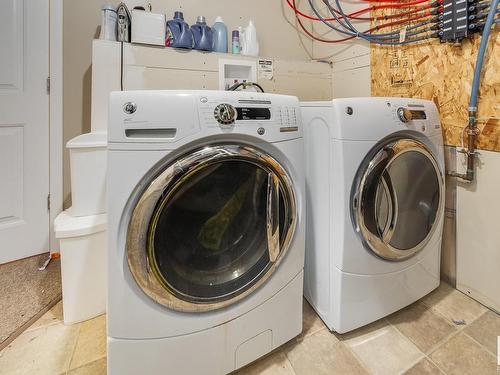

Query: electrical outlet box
[218,59,257,90]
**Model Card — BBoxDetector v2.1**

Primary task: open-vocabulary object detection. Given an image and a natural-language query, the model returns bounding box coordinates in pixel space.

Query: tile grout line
[425,355,448,375]
[420,294,488,356]
[336,339,373,375]
[461,331,499,360]
[333,321,390,375]
[302,325,327,339]
[277,348,298,375]
[65,323,82,374]
[420,285,491,324]
[386,300,465,357]
[420,296,488,334]
[284,327,373,375]
[282,341,300,375]
[385,309,468,375]
[383,318,427,374]
[424,326,463,356]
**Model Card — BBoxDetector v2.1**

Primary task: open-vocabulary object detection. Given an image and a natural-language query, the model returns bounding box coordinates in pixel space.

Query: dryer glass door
[351,134,444,261]
[126,144,297,312]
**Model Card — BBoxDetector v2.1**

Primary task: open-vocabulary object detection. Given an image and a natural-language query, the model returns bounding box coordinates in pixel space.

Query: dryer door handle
[378,170,399,244]
[266,172,280,262]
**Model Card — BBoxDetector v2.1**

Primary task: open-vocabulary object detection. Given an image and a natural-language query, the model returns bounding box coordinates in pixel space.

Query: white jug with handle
[241,21,259,56]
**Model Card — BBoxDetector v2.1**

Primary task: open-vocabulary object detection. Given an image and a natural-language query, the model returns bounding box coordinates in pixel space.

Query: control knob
[397,107,413,123]
[214,103,237,126]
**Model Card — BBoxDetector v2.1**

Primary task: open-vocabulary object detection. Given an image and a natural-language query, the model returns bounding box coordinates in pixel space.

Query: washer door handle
[266,172,280,262]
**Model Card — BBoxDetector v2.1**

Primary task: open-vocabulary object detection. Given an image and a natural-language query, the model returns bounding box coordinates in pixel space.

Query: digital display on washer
[236,107,271,120]
[410,110,427,120]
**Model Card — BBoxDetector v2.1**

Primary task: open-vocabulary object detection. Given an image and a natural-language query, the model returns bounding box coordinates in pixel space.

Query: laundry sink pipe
[449,0,499,181]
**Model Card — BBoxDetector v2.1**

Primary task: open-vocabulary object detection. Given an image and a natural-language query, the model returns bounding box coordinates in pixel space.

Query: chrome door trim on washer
[351,134,444,261]
[126,144,297,312]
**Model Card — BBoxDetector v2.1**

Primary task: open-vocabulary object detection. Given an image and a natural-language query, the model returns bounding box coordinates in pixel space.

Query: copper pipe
[448,110,477,181]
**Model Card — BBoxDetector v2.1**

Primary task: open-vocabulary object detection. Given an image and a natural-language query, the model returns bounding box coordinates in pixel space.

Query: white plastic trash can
[67,132,107,217]
[55,211,107,325]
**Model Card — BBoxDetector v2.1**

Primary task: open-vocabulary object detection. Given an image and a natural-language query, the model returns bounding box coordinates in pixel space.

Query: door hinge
[47,194,50,210]
[46,76,50,94]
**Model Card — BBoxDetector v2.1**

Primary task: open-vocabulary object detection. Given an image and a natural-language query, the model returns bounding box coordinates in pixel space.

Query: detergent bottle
[212,16,228,53]
[191,16,213,51]
[166,11,194,49]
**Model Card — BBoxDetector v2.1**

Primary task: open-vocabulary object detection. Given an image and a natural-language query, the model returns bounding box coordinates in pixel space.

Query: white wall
[456,149,500,313]
[309,2,371,98]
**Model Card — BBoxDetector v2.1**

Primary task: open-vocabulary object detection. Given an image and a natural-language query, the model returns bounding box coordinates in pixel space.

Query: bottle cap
[215,16,224,24]
[102,3,116,11]
[174,11,184,20]
[232,30,239,38]
[197,16,206,24]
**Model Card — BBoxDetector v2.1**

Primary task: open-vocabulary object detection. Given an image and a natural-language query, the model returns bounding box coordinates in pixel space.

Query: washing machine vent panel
[126,144,298,312]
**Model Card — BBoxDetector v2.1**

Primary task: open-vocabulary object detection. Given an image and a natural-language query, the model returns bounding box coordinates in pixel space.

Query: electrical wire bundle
[287,0,444,45]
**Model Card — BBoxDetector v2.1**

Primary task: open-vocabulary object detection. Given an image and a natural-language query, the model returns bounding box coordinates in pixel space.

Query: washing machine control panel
[198,95,301,139]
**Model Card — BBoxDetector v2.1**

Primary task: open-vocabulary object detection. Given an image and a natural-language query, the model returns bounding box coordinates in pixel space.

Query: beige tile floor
[0,282,499,375]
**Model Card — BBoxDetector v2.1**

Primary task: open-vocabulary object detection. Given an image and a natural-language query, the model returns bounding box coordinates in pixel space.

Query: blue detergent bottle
[166,11,193,49]
[212,16,228,53]
[191,16,213,51]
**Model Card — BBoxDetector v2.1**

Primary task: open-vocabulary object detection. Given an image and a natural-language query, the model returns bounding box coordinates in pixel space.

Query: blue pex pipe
[469,0,499,110]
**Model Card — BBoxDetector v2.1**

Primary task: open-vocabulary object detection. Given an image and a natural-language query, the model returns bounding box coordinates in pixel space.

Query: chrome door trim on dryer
[351,133,444,261]
[126,144,297,312]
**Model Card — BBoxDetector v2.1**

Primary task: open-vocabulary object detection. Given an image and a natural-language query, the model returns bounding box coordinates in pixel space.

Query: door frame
[49,0,63,252]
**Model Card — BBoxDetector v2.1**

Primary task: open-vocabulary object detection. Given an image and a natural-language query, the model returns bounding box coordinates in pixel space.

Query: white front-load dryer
[301,97,445,333]
[107,90,305,374]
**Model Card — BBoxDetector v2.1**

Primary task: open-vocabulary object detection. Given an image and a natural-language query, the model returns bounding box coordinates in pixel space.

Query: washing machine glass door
[351,134,444,261]
[127,144,297,312]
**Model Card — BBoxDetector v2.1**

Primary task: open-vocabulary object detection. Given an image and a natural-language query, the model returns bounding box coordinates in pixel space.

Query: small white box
[67,132,107,217]
[131,10,166,46]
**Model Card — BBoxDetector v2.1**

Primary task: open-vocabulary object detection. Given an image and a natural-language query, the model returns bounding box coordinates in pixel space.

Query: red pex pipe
[291,0,431,43]
[286,0,431,21]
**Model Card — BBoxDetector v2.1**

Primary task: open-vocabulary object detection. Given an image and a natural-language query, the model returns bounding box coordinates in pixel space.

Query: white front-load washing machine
[107,90,305,374]
[301,97,445,333]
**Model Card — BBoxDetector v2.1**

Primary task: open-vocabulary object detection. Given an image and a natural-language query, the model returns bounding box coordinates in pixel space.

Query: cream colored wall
[456,149,500,313]
[63,0,104,207]
[62,0,313,206]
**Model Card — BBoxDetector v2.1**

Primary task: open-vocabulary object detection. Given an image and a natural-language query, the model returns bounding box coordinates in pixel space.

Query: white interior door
[0,0,50,263]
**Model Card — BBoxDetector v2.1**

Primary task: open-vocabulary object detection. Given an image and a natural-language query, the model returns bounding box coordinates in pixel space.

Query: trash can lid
[54,211,107,238]
[66,132,107,149]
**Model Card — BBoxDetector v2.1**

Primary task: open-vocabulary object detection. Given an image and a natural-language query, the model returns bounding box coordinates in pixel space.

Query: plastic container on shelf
[241,21,259,57]
[191,16,213,51]
[99,4,118,41]
[66,132,107,217]
[54,211,107,325]
[212,16,228,53]
[131,9,166,46]
[232,30,240,54]
[166,11,194,49]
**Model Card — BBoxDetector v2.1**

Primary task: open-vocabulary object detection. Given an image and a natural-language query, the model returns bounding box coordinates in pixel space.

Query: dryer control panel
[389,100,441,137]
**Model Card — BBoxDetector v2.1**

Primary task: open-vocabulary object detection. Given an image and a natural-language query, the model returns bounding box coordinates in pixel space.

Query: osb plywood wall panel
[370,8,500,151]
